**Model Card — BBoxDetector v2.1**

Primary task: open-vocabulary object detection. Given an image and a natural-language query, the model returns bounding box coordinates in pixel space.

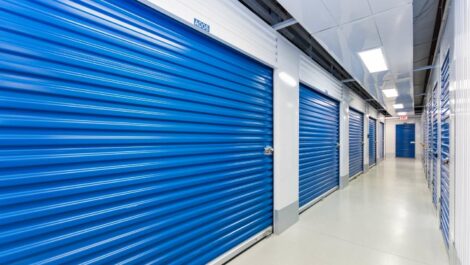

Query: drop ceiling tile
[278,0,337,33]
[313,27,349,66]
[321,0,372,24]
[340,17,382,53]
[374,4,413,74]
[367,0,411,14]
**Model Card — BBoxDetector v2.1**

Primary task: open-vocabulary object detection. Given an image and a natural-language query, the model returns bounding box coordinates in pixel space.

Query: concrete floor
[228,158,449,265]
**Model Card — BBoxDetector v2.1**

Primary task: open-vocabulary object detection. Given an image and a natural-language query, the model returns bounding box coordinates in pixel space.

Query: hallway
[229,158,449,265]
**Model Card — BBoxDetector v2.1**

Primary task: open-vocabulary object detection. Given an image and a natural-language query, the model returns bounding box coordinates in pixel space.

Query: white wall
[422,1,470,264]
[139,0,277,67]
[452,0,470,263]
[384,117,423,159]
[273,37,300,233]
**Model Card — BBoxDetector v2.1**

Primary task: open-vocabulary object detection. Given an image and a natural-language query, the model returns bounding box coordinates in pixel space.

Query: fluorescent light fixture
[278,71,297,87]
[393,104,404,109]
[397,112,407,116]
[358,48,388,73]
[382,88,398,98]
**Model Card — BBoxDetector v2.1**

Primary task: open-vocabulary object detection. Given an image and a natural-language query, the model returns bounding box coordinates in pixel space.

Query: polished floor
[229,158,449,265]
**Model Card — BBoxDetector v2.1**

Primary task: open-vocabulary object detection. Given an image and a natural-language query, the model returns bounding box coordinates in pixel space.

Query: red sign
[399,116,408,121]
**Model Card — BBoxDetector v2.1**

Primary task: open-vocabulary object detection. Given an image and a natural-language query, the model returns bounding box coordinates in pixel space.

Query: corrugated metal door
[349,108,364,178]
[395,124,415,158]
[299,84,339,208]
[427,100,433,185]
[440,50,450,247]
[368,118,377,166]
[432,84,439,206]
[380,122,385,160]
[0,1,274,264]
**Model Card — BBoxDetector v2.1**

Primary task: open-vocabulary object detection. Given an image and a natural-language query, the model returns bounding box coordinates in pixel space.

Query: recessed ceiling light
[358,48,388,73]
[278,71,297,87]
[382,89,398,98]
[393,104,404,109]
[397,112,407,116]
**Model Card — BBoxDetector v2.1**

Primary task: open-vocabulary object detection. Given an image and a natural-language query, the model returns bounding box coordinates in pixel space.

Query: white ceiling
[278,0,414,116]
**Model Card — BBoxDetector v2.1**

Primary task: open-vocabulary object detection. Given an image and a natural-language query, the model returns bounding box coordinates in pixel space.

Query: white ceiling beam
[272,18,297,31]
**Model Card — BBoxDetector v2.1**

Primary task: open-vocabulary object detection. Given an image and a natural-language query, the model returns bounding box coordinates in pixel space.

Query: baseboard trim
[274,200,299,234]
[449,243,462,265]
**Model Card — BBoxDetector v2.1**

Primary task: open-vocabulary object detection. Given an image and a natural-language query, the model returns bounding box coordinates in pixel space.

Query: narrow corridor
[229,158,449,265]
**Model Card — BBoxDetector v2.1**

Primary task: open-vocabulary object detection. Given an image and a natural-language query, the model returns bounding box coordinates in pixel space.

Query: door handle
[410,141,415,144]
[264,146,274,156]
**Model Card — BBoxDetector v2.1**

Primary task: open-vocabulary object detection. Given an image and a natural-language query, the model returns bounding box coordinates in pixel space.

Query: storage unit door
[432,84,439,206]
[299,84,340,208]
[440,50,450,246]
[395,124,416,158]
[427,101,433,185]
[380,122,385,159]
[368,118,377,166]
[349,108,364,178]
[0,1,274,264]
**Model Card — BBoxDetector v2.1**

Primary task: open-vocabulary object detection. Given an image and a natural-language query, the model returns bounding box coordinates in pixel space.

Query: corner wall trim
[274,200,299,234]
[340,174,349,189]
[449,243,462,265]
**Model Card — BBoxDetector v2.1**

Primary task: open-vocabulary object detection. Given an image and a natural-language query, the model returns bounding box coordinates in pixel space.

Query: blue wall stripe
[299,84,339,207]
[349,108,364,177]
[0,0,273,264]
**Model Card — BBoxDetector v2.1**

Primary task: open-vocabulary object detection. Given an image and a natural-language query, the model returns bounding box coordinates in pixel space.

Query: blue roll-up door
[380,122,385,160]
[299,84,339,208]
[432,84,439,206]
[349,108,364,178]
[427,99,433,185]
[0,1,274,264]
[440,50,450,247]
[368,118,377,166]
[396,124,416,158]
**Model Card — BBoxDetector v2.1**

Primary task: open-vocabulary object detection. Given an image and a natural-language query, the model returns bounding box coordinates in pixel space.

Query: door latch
[264,146,274,156]
[443,158,450,165]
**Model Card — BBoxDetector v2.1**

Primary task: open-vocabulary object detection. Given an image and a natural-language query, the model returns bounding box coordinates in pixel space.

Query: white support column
[273,37,300,234]
[364,105,370,171]
[339,88,349,188]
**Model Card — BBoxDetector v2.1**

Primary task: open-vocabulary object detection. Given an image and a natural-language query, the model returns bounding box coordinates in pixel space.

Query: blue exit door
[396,124,415,158]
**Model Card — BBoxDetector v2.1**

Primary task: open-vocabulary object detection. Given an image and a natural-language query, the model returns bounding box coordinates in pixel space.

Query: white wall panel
[384,117,423,159]
[453,0,470,263]
[299,54,343,101]
[348,91,367,113]
[273,37,300,212]
[140,0,277,66]
[369,107,378,119]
